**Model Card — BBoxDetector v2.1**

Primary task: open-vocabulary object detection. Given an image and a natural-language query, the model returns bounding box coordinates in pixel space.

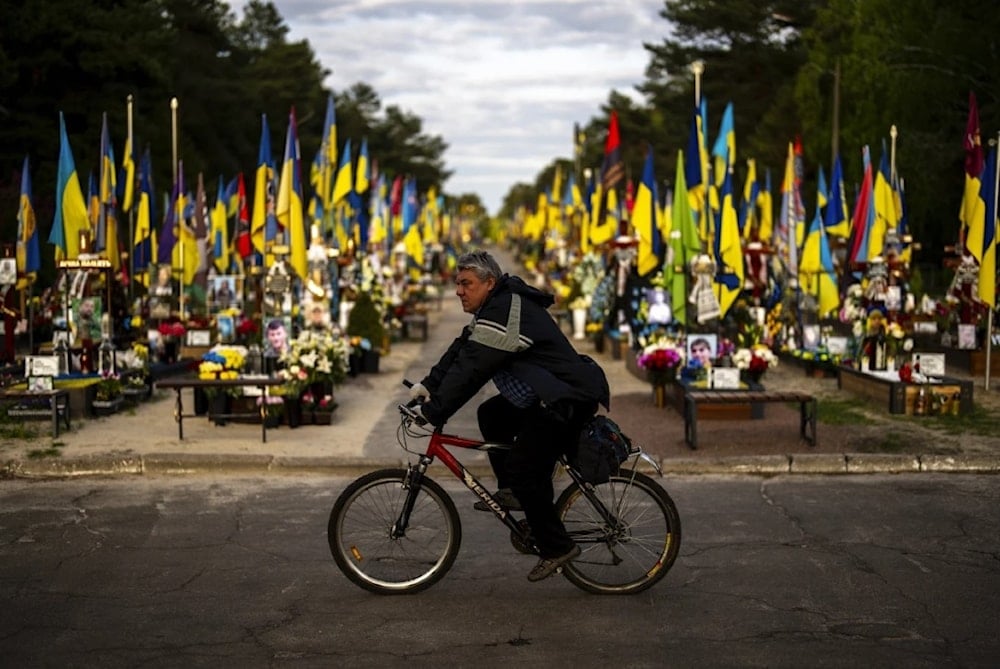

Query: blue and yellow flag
[276,109,307,279]
[132,149,154,274]
[633,146,662,277]
[16,155,40,286]
[49,112,90,260]
[211,176,230,273]
[251,115,273,257]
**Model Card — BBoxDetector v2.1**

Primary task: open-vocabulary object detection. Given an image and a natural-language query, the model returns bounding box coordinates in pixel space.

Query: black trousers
[477,394,595,558]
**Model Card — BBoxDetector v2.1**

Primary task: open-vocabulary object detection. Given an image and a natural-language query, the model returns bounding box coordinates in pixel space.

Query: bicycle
[327,385,682,595]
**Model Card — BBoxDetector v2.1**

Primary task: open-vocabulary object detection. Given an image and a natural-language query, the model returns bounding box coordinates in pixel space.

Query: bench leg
[174,389,185,440]
[684,396,698,450]
[800,399,817,446]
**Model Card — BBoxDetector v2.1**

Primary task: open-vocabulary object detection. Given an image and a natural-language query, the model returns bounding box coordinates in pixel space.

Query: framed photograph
[885,285,902,312]
[186,329,212,347]
[0,257,16,286]
[914,352,945,377]
[710,367,740,389]
[27,375,53,393]
[801,324,821,350]
[913,321,938,334]
[217,314,235,343]
[152,263,173,297]
[70,296,102,343]
[826,336,848,356]
[957,324,976,350]
[208,275,241,313]
[686,333,718,368]
[26,355,59,377]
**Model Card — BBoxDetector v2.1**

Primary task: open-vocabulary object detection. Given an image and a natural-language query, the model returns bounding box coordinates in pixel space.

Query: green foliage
[816,399,875,426]
[0,0,451,286]
[346,291,386,348]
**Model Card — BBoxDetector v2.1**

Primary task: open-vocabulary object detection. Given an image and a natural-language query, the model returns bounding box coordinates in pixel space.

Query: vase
[285,397,302,429]
[652,384,667,409]
[210,393,231,426]
[571,308,587,340]
[193,388,209,415]
[361,349,380,374]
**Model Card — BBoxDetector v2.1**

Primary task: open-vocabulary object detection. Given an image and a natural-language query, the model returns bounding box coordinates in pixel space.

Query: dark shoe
[527,544,581,582]
[473,487,522,512]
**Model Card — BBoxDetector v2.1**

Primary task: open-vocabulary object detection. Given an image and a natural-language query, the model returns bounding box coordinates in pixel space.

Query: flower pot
[652,384,667,409]
[361,349,380,374]
[91,397,123,416]
[571,308,587,340]
[210,393,231,426]
[312,409,334,425]
[284,398,302,429]
[193,388,209,415]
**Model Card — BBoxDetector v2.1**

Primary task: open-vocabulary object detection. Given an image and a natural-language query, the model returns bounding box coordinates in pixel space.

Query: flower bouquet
[279,330,350,396]
[94,371,123,401]
[637,338,686,386]
[732,345,778,383]
[198,347,245,380]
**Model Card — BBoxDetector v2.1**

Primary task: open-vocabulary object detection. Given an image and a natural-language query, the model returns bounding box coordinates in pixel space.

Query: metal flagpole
[985,131,1000,390]
[127,95,135,304]
[171,97,184,320]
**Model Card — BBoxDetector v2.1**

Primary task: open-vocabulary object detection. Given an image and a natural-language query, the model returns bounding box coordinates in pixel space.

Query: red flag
[965,91,984,179]
[596,110,625,237]
[234,173,253,259]
[390,175,403,217]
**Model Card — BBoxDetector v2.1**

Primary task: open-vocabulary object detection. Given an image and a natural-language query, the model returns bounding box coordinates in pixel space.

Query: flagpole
[127,94,135,304]
[171,97,184,320]
[986,131,1000,390]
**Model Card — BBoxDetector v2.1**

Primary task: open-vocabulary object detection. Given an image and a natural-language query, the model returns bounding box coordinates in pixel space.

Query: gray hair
[456,250,503,282]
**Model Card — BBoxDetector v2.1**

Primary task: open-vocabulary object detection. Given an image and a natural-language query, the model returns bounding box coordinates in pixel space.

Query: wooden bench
[156,377,286,443]
[0,389,71,437]
[401,314,429,341]
[683,389,817,450]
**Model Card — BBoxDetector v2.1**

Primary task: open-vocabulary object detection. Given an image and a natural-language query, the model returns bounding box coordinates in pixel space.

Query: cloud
[248,1,665,212]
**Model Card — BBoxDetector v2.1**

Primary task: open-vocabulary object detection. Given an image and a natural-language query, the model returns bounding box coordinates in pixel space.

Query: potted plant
[92,372,124,416]
[347,291,387,374]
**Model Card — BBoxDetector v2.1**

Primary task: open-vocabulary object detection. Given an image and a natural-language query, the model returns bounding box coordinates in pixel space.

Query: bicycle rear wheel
[328,469,462,594]
[556,469,681,595]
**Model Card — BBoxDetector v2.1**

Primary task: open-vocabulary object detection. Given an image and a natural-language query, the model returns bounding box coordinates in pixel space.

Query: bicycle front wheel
[328,469,462,594]
[556,469,681,595]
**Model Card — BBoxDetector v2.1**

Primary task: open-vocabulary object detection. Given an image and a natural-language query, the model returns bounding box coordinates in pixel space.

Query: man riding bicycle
[411,250,609,581]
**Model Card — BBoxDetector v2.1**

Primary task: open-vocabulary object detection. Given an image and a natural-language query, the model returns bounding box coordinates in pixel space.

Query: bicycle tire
[328,469,462,594]
[556,468,681,595]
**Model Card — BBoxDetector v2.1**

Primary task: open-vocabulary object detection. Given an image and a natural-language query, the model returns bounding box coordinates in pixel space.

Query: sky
[243,0,667,214]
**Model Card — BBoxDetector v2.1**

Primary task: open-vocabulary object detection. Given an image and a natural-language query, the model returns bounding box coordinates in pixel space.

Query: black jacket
[420,274,610,426]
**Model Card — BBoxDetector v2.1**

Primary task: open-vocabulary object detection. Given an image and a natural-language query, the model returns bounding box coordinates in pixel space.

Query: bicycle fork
[390,456,434,539]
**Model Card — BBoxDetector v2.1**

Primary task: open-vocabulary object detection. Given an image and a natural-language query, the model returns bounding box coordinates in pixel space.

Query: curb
[3,451,1000,480]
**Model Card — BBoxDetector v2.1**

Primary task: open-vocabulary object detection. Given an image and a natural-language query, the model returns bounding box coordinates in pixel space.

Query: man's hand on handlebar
[408,382,430,403]
[402,379,430,426]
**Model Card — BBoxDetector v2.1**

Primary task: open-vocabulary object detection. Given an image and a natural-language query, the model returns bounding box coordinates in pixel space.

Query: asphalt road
[1,473,997,668]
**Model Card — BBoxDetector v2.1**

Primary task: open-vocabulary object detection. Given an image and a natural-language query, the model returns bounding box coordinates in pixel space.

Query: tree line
[502,0,1000,272]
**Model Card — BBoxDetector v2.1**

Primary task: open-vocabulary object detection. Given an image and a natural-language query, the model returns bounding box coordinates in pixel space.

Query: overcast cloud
[253,1,667,213]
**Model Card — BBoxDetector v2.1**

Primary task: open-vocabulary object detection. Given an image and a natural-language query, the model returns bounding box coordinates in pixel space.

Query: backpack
[570,415,634,485]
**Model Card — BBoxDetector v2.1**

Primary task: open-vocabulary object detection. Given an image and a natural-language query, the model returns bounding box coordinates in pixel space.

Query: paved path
[3,245,999,479]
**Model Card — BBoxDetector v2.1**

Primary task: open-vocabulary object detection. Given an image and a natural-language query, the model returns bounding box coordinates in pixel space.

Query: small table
[155,377,286,443]
[0,389,71,437]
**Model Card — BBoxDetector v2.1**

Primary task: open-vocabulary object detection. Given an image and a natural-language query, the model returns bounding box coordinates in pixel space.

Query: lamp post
[690,60,705,106]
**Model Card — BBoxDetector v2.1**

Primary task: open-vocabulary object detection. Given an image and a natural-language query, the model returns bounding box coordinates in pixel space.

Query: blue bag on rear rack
[571,415,633,485]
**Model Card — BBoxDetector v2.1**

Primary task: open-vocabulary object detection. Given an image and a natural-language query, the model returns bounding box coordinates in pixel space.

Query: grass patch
[26,443,64,458]
[854,431,910,453]
[816,399,877,426]
[922,403,1000,436]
